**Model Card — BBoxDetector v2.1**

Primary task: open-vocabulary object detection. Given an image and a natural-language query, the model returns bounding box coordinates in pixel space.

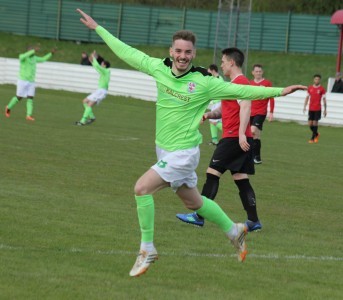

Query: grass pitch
[0,84,342,299]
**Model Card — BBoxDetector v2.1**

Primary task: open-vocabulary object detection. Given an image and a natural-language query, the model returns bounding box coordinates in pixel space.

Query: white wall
[0,58,157,101]
[1,57,342,126]
[273,91,343,126]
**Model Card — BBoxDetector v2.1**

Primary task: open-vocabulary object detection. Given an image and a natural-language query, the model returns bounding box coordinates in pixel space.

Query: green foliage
[252,0,342,15]
[0,84,342,299]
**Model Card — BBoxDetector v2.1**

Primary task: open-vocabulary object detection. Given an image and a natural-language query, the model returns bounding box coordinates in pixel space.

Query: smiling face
[169,39,196,75]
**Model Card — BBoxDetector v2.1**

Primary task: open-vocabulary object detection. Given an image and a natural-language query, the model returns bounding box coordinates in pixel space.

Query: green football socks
[7,96,19,110]
[26,99,33,116]
[135,194,155,242]
[80,105,93,123]
[210,123,222,143]
[88,106,95,119]
[196,196,234,232]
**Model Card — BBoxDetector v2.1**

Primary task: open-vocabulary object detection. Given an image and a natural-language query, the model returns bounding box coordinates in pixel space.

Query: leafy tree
[252,0,341,15]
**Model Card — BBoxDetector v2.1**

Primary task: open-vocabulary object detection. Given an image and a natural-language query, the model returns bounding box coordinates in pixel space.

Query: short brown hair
[252,64,263,70]
[172,30,196,46]
[208,64,218,72]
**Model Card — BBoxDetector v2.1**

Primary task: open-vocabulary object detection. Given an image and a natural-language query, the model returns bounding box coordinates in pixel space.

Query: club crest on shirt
[188,82,196,93]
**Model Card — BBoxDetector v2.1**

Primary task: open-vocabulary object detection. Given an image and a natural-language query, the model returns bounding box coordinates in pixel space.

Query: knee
[179,193,203,211]
[251,128,258,138]
[206,168,222,178]
[233,173,248,181]
[134,181,148,196]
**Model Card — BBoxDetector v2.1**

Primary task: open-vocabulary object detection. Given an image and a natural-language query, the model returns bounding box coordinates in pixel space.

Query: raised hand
[281,85,307,96]
[77,8,98,30]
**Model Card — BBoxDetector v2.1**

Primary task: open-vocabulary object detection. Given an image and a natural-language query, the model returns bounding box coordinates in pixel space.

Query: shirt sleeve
[19,50,35,61]
[207,76,284,101]
[95,25,161,75]
[91,58,106,75]
[35,52,52,63]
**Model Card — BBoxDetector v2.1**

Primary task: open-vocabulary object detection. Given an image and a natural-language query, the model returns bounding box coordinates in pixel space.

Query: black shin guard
[197,173,220,220]
[313,126,318,136]
[234,179,258,222]
[253,139,261,157]
[201,173,220,200]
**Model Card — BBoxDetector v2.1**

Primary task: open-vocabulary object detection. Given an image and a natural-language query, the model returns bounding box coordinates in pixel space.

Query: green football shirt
[92,59,110,90]
[96,26,284,151]
[18,50,52,82]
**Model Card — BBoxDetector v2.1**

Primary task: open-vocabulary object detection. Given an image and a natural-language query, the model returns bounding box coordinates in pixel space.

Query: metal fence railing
[0,0,339,54]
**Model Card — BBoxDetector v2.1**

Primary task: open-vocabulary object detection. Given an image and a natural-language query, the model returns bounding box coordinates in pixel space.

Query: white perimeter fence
[1,58,342,126]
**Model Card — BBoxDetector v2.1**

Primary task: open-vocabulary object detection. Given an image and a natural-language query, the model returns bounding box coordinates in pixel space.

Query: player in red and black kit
[177,48,262,232]
[250,64,275,164]
[303,74,327,143]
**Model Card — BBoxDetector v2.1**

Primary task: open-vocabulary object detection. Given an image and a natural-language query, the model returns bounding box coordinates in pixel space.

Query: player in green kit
[75,50,111,125]
[5,45,56,121]
[207,64,223,145]
[77,8,306,277]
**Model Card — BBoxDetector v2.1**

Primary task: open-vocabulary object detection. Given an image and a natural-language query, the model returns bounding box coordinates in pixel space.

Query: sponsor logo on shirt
[165,88,191,103]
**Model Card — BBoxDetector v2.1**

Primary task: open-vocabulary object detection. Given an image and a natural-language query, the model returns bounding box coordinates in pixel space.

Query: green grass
[0,84,342,299]
[0,31,336,86]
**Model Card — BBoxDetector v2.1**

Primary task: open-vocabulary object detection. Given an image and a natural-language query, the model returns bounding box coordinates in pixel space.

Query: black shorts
[208,137,255,175]
[308,110,321,121]
[250,115,267,131]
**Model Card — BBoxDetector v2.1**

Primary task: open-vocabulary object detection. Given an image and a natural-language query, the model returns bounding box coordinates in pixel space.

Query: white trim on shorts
[16,79,35,98]
[87,88,107,104]
[151,146,200,192]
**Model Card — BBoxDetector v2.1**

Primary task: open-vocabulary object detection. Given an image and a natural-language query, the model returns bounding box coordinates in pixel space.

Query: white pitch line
[115,137,139,141]
[97,133,140,141]
[1,244,342,262]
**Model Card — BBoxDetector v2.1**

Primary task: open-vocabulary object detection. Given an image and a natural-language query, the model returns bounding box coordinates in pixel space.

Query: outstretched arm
[281,85,307,96]
[76,8,158,74]
[89,50,97,63]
